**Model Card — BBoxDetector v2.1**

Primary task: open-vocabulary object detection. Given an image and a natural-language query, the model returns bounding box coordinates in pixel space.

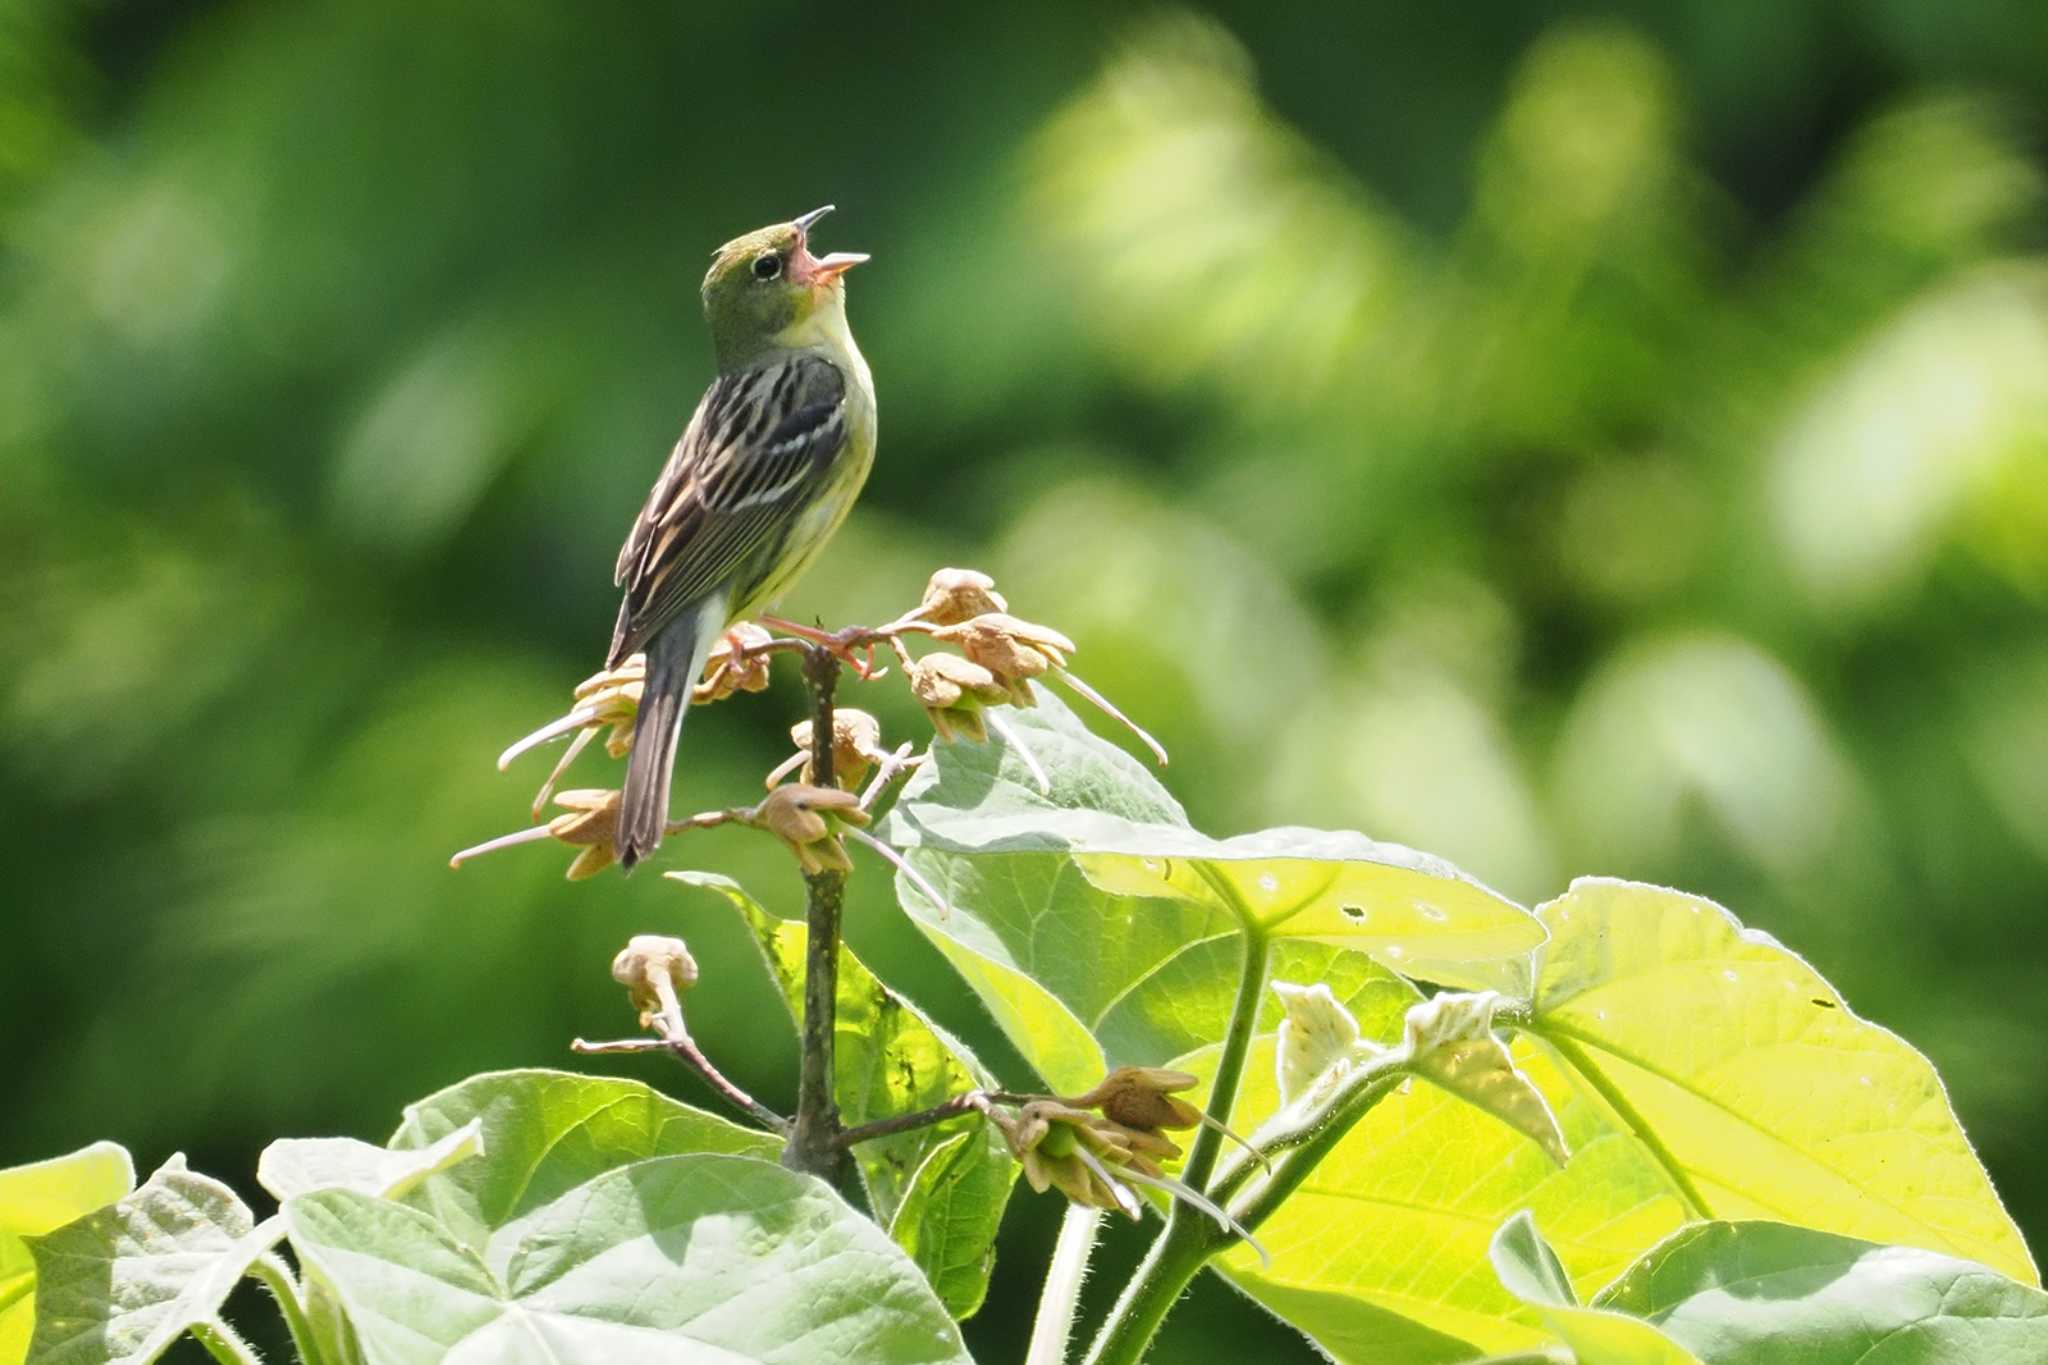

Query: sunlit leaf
[673,870,1017,1319]
[886,690,1542,1090]
[1490,1210,1701,1364]
[285,1154,972,1365]
[1530,878,2035,1283]
[0,1143,133,1365]
[258,1120,483,1203]
[1404,992,1567,1168]
[1595,1220,2048,1362]
[26,1155,278,1365]
[1272,981,1363,1106]
[385,1068,778,1275]
[1194,1031,1679,1361]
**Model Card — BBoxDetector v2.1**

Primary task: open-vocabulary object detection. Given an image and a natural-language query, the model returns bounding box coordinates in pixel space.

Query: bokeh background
[6,2,2048,1359]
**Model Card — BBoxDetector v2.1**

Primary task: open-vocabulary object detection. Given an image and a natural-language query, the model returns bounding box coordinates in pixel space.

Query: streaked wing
[610,354,847,664]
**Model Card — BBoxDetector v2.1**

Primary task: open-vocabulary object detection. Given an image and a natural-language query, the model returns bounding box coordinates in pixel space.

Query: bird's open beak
[809,251,869,281]
[791,206,868,282]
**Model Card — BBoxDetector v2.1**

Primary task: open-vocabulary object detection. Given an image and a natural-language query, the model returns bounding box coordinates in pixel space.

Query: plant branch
[785,644,852,1185]
[572,1028,788,1134]
[1225,1054,1410,1234]
[1082,921,1272,1365]
[833,1091,987,1148]
[1027,1203,1105,1365]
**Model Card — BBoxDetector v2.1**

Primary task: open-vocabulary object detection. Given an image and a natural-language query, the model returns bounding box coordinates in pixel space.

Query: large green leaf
[884,691,1539,1090]
[0,1144,133,1365]
[673,870,1018,1319]
[1489,1211,1701,1364]
[385,1068,779,1275]
[1184,1006,1681,1360]
[285,1153,972,1365]
[25,1155,277,1365]
[1195,877,2037,1360]
[1594,1220,2048,1362]
[1528,878,2035,1283]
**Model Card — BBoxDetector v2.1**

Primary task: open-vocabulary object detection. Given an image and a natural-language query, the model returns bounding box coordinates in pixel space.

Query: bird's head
[701,205,868,368]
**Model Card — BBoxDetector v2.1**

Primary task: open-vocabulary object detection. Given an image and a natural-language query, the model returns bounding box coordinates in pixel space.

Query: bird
[608,205,875,870]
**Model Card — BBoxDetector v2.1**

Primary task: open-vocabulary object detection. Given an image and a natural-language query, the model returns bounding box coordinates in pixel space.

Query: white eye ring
[751,254,782,281]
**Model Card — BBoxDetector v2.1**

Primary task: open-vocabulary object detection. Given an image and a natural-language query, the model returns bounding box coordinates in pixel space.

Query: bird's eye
[751,253,782,281]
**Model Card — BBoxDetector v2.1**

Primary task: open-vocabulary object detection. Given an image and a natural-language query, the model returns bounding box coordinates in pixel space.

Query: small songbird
[609,206,875,870]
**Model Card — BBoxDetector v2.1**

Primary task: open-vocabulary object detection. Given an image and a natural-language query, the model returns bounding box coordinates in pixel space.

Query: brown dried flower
[908,653,1011,744]
[610,933,699,1027]
[695,622,774,703]
[781,708,888,791]
[996,1101,1180,1214]
[931,613,1075,705]
[752,783,870,876]
[1064,1066,1207,1132]
[450,787,623,880]
[914,568,1009,627]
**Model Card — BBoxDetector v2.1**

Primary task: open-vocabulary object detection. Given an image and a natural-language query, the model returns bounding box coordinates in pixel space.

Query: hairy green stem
[784,645,851,1186]
[190,1320,262,1365]
[1229,1057,1410,1234]
[1026,1203,1104,1365]
[1082,923,1271,1365]
[252,1253,322,1365]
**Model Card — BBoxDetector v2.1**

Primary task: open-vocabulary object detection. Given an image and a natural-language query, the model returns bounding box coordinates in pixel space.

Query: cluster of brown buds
[450,787,625,880]
[989,1067,1267,1260]
[460,566,1164,880]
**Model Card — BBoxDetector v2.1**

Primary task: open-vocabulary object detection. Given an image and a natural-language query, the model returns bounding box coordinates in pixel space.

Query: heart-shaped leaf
[885,691,1539,1090]
[26,1155,277,1365]
[1594,1220,2048,1362]
[385,1068,779,1275]
[285,1153,972,1365]
[0,1144,134,1365]
[1530,878,2034,1283]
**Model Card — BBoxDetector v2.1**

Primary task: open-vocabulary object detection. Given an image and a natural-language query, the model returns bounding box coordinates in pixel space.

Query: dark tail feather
[615,616,704,872]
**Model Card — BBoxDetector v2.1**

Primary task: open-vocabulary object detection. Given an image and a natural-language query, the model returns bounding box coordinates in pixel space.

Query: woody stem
[784,644,852,1187]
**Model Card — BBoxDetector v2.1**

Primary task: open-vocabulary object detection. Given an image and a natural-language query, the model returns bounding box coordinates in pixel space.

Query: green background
[5,2,2046,1359]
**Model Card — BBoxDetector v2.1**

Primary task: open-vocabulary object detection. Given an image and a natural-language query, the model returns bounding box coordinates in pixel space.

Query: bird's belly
[730,429,874,621]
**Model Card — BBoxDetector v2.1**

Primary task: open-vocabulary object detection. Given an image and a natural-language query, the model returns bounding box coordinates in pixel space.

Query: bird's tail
[615,603,720,872]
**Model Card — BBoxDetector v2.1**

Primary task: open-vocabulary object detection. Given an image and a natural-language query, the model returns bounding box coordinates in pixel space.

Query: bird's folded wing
[610,354,847,664]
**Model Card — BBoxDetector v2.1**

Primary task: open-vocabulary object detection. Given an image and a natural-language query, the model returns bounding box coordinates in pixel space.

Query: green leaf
[674,870,1018,1319]
[889,1129,1021,1322]
[886,690,1532,1090]
[1593,1220,2048,1362]
[385,1068,779,1275]
[1273,981,1364,1106]
[1490,1211,1702,1364]
[1403,992,1567,1168]
[258,1119,484,1202]
[1204,1029,1682,1360]
[285,1153,972,1365]
[26,1155,279,1365]
[1529,878,2036,1283]
[0,1143,134,1365]
[1200,877,2038,1361]
[890,690,1543,975]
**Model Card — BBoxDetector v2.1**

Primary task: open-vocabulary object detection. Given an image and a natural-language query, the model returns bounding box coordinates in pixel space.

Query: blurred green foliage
[4,2,2047,1360]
